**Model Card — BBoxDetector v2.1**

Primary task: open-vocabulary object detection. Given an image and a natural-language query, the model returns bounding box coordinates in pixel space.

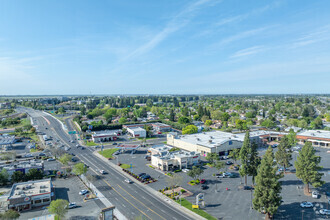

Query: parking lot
[110,145,330,219]
[18,176,102,220]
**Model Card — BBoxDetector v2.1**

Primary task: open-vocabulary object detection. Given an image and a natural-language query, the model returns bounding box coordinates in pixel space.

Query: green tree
[0,168,9,186]
[169,109,175,122]
[248,142,260,185]
[187,166,203,180]
[59,154,72,165]
[27,168,44,181]
[11,171,24,183]
[72,163,88,176]
[253,147,282,220]
[0,209,20,219]
[229,148,240,164]
[239,131,250,185]
[178,117,190,124]
[294,142,324,193]
[205,120,212,126]
[235,119,248,130]
[48,199,69,219]
[310,117,323,129]
[215,161,225,173]
[118,117,127,124]
[182,125,198,135]
[275,136,292,174]
[205,153,218,166]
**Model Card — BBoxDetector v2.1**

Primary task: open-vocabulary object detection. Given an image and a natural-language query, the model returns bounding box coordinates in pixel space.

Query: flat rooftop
[1,159,43,170]
[9,178,52,199]
[177,131,244,149]
[128,127,146,131]
[0,135,15,145]
[297,130,330,139]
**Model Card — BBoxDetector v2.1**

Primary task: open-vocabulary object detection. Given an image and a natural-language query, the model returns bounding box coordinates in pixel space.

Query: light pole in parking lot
[250,189,253,209]
[301,209,304,220]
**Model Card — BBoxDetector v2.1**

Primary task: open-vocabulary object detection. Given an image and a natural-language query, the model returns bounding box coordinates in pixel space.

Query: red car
[200,179,206,184]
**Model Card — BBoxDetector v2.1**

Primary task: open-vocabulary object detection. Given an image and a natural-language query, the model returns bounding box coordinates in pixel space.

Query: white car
[124,179,132,184]
[320,209,330,215]
[68,202,77,209]
[79,190,88,195]
[182,169,190,173]
[100,170,106,175]
[300,201,313,208]
[312,191,319,199]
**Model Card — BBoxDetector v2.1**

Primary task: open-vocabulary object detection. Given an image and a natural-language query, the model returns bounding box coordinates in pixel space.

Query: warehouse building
[7,178,53,211]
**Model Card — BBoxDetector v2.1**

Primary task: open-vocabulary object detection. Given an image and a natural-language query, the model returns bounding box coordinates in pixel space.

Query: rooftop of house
[9,178,52,199]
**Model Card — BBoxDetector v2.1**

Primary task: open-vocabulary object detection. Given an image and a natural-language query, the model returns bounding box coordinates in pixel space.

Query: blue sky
[0,0,330,95]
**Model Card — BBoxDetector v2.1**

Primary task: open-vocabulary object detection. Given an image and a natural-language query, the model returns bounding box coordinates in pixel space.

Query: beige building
[150,145,200,171]
[296,130,330,148]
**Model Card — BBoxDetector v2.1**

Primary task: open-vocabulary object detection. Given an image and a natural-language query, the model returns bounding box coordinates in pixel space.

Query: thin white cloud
[292,25,330,48]
[123,0,218,60]
[230,46,266,58]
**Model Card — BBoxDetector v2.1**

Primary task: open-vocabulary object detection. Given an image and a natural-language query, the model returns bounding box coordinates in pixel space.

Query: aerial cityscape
[0,1,330,220]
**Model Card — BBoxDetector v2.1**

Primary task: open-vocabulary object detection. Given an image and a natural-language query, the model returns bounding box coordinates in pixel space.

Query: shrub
[180,189,186,193]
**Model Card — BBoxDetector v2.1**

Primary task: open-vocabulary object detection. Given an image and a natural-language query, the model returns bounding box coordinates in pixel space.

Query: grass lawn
[98,148,119,159]
[176,198,217,220]
[85,141,99,146]
[30,148,39,153]
[120,163,134,169]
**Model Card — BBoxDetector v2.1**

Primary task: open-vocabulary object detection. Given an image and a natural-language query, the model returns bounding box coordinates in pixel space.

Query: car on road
[79,190,88,195]
[200,179,206,184]
[24,154,33,158]
[70,140,74,143]
[71,157,78,162]
[300,201,313,208]
[182,169,190,173]
[320,209,330,215]
[125,179,132,184]
[68,202,77,209]
[112,143,118,145]
[47,158,56,161]
[94,145,100,149]
[226,161,233,165]
[38,153,46,157]
[312,191,319,199]
[100,170,107,175]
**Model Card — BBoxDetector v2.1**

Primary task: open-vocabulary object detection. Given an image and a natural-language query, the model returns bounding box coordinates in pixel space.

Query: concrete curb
[94,151,206,220]
[43,111,68,132]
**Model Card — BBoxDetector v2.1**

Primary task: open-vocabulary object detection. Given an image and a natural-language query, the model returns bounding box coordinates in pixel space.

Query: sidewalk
[94,151,206,220]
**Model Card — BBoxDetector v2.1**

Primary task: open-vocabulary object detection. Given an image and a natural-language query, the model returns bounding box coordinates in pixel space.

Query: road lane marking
[116,184,167,220]
[76,155,152,220]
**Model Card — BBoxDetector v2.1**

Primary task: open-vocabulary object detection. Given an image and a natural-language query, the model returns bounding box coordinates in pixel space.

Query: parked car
[112,143,118,145]
[100,170,107,175]
[70,140,74,143]
[138,173,146,178]
[141,174,151,180]
[243,186,254,190]
[182,169,190,173]
[226,161,233,165]
[79,190,88,195]
[200,179,206,184]
[76,144,80,148]
[38,153,46,157]
[47,158,55,161]
[233,166,239,171]
[320,209,330,215]
[300,201,313,208]
[271,144,278,148]
[312,191,319,199]
[278,167,288,172]
[220,156,228,160]
[201,184,208,190]
[68,202,77,209]
[125,179,132,184]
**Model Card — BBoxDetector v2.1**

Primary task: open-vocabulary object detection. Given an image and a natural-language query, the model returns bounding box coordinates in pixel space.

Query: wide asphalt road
[21,107,193,220]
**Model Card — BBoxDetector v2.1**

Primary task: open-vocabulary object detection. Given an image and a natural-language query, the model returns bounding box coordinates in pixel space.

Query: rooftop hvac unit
[196,138,200,141]
[209,140,212,143]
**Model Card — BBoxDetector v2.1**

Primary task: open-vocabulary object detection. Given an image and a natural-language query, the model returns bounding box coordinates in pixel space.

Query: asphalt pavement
[21,107,194,220]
